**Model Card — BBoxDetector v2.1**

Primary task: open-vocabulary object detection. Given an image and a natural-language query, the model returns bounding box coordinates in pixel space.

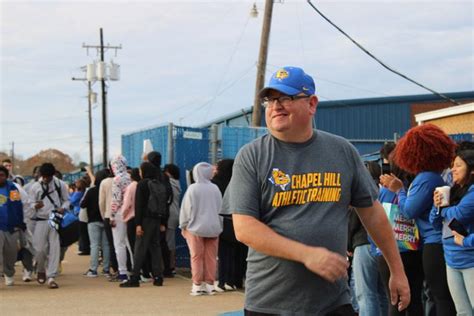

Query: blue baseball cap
[259,66,315,98]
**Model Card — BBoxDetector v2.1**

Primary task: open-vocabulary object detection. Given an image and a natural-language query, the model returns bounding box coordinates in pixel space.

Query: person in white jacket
[180,162,223,296]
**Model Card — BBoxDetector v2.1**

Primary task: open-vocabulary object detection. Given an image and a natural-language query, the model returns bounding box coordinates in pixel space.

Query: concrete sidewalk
[0,245,244,315]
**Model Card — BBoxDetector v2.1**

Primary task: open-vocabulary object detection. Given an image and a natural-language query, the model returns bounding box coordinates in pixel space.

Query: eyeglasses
[261,95,309,108]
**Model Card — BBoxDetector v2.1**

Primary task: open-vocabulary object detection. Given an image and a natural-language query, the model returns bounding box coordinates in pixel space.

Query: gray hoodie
[179,162,223,237]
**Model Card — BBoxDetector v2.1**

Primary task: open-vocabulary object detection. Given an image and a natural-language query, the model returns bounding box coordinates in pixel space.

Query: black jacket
[134,162,171,226]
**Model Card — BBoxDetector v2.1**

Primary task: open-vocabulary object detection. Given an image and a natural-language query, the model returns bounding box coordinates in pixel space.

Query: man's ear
[309,95,318,115]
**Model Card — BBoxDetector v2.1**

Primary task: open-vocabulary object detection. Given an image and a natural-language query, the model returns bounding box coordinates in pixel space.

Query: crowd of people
[1,65,473,316]
[0,152,247,295]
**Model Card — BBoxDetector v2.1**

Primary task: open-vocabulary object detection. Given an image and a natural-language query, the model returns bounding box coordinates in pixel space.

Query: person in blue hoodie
[430,149,474,315]
[380,124,456,315]
[0,165,24,286]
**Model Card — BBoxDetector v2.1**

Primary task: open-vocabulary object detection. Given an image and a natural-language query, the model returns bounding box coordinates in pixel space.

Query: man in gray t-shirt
[227,66,410,315]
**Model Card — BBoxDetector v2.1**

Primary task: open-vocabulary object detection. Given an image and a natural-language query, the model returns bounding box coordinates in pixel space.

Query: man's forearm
[233,214,309,264]
[356,201,405,275]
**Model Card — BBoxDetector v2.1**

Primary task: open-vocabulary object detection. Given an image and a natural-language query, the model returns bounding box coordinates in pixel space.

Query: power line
[306,0,460,105]
[204,12,252,119]
[265,63,391,97]
[179,63,257,122]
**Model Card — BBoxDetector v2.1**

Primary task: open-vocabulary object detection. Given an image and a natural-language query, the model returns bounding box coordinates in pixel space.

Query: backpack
[147,179,169,219]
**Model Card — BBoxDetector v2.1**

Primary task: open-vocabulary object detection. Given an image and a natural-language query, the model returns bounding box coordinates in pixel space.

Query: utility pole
[82,28,121,166]
[72,77,95,168]
[99,29,107,167]
[10,142,14,169]
[251,0,274,127]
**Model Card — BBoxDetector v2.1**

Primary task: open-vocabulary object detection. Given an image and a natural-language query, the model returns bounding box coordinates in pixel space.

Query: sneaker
[215,284,225,293]
[47,278,59,289]
[84,269,98,278]
[204,283,217,295]
[5,276,14,286]
[140,275,152,283]
[117,274,128,283]
[224,283,237,291]
[153,277,163,287]
[101,270,110,278]
[22,270,32,282]
[37,272,46,284]
[119,278,140,288]
[190,283,205,296]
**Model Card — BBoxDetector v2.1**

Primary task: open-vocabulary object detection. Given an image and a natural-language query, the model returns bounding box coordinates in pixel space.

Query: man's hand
[159,224,166,232]
[453,231,465,246]
[136,225,144,237]
[301,247,349,282]
[388,272,410,311]
[110,219,116,228]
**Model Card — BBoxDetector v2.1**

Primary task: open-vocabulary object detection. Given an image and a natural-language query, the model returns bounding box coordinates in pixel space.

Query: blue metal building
[202,91,474,155]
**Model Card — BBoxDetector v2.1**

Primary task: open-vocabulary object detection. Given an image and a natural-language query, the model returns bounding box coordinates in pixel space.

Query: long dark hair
[450,150,474,205]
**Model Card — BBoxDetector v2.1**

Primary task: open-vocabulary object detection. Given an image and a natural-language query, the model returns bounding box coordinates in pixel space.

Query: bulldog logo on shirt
[9,191,21,201]
[269,168,291,191]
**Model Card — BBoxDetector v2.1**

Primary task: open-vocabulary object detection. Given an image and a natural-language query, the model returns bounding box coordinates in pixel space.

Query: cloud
[1,0,473,161]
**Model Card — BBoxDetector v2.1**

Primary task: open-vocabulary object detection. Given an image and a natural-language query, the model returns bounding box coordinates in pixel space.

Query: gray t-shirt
[227,130,377,315]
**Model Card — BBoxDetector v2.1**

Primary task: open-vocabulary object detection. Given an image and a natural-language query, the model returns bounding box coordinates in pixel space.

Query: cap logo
[275,69,289,80]
[302,86,309,91]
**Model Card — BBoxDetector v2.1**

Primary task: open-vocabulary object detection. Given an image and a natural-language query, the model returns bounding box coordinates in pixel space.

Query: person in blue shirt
[430,149,474,315]
[0,165,24,286]
[378,153,423,316]
[380,124,456,315]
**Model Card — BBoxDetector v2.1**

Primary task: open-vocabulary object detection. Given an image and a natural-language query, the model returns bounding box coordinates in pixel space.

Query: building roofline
[200,91,474,127]
[415,102,474,123]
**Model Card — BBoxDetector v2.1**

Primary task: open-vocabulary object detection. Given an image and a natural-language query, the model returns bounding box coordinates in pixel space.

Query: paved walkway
[0,245,245,315]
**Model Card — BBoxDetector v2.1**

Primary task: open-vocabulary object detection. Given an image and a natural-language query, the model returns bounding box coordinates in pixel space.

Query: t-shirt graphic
[269,168,342,208]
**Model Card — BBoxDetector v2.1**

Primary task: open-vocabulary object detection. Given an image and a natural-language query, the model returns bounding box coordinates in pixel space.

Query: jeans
[88,221,110,273]
[353,244,388,316]
[446,265,474,316]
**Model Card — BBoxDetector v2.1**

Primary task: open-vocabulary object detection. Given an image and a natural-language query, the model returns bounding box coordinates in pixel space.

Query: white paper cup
[435,186,451,207]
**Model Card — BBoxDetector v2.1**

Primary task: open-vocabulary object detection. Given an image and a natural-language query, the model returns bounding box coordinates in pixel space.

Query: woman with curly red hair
[380,124,456,315]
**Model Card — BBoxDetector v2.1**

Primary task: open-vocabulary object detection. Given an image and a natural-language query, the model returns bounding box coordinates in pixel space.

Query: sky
[1,0,473,165]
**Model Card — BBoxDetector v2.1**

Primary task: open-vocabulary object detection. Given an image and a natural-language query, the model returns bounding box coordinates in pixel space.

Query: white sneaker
[204,283,217,295]
[5,276,14,286]
[22,270,33,282]
[224,283,237,291]
[140,275,152,283]
[190,283,205,296]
